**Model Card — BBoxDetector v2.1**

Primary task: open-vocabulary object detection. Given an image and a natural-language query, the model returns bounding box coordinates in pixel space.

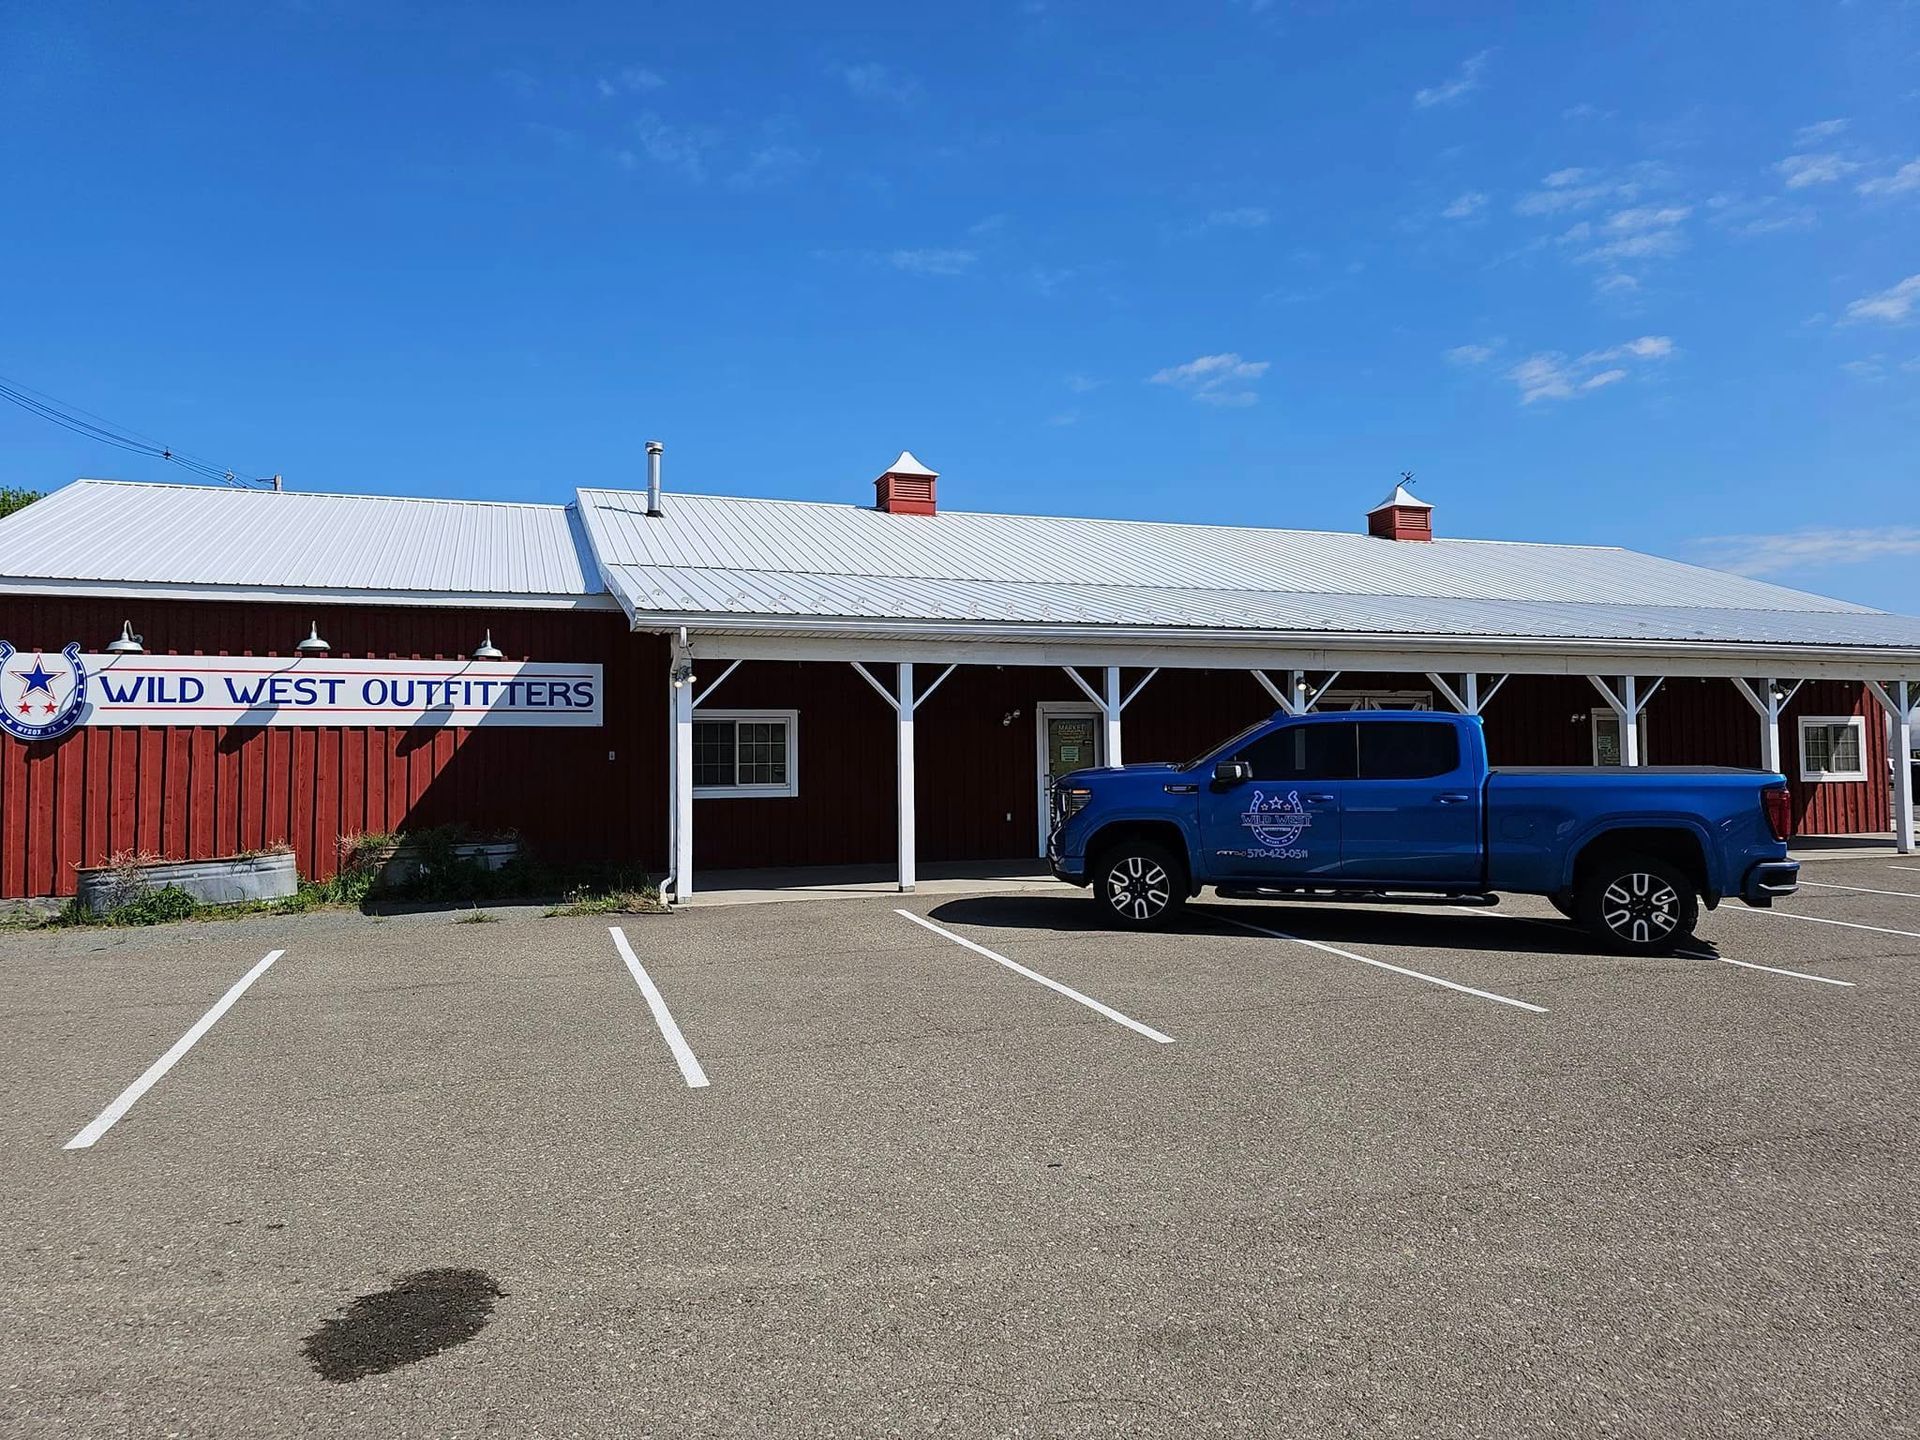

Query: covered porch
[658,630,1917,901]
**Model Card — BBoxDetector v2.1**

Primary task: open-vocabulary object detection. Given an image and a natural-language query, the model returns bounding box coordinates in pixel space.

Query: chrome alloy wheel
[1106,854,1171,923]
[1600,871,1681,946]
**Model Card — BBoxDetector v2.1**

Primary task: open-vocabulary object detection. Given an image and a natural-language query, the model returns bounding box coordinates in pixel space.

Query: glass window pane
[1236,723,1357,781]
[692,720,735,788]
[1830,723,1861,771]
[736,721,787,786]
[1357,721,1460,780]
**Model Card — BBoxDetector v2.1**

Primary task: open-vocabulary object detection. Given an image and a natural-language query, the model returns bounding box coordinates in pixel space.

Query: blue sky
[3,1,1917,609]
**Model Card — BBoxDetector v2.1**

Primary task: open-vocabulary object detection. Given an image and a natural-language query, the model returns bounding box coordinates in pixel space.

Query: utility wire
[0,373,276,488]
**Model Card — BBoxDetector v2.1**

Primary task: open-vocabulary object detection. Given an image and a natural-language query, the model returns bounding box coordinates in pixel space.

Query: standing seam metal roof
[0,479,605,601]
[573,489,1920,649]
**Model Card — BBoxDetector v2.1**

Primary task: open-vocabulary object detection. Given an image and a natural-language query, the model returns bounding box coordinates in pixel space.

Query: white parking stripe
[1682,950,1856,987]
[1455,906,1854,988]
[1735,910,1920,942]
[894,909,1174,1044]
[1893,866,1920,874]
[65,949,285,1151]
[609,927,710,1089]
[1214,911,1548,1013]
[1800,880,1920,900]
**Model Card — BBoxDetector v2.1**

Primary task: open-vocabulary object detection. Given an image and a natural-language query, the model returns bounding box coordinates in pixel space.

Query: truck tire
[1576,854,1699,955]
[1094,841,1186,930]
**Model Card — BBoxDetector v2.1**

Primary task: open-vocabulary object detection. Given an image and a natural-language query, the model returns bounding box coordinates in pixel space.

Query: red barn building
[0,455,1915,902]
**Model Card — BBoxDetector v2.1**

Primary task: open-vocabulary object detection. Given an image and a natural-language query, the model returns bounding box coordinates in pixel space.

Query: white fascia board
[631,615,1920,679]
[0,577,623,612]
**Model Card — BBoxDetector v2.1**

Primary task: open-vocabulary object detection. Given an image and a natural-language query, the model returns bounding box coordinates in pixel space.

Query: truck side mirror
[1212,759,1252,787]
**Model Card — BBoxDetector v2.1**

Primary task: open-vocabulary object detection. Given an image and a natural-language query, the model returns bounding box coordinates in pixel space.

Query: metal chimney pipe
[645,440,664,516]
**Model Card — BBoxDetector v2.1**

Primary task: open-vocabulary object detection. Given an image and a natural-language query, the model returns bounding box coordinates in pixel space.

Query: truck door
[1339,718,1482,886]
[1197,719,1354,882]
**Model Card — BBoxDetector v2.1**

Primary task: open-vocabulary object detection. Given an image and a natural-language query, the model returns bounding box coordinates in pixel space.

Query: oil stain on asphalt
[303,1268,505,1382]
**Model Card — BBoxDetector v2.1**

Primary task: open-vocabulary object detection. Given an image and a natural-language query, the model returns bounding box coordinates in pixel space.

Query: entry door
[1036,705,1103,854]
[1196,720,1353,883]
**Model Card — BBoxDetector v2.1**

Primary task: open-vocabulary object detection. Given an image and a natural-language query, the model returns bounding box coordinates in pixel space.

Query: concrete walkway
[686,859,1068,907]
[682,834,1915,907]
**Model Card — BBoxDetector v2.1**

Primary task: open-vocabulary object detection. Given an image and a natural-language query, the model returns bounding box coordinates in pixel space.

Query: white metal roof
[0,479,613,609]
[573,489,1920,651]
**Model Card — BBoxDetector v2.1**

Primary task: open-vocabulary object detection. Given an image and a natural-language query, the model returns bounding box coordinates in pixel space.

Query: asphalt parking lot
[5,856,1920,1438]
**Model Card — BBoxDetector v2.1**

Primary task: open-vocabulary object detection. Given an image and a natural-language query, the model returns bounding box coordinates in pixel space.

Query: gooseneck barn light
[105,621,145,654]
[295,622,330,655]
[472,630,504,660]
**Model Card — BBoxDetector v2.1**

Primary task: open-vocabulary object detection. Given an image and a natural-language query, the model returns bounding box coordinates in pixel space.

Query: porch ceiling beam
[689,658,742,710]
[1588,674,1626,715]
[1250,670,1296,715]
[1425,672,1470,715]
[849,660,900,712]
[914,663,958,710]
[1303,671,1343,710]
[1729,676,1770,718]
[1120,668,1160,711]
[1061,665,1108,710]
[677,631,1920,680]
[1477,674,1510,710]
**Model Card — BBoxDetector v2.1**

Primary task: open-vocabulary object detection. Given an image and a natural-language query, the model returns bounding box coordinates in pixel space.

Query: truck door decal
[1220,788,1313,860]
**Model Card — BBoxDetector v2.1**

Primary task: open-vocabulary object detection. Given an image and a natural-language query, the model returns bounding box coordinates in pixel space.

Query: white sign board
[0,646,602,737]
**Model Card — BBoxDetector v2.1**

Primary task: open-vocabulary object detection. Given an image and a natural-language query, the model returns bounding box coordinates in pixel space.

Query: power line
[0,373,277,489]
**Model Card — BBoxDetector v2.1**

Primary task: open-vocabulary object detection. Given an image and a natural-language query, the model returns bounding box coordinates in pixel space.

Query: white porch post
[1103,665,1123,768]
[896,661,916,891]
[1622,675,1639,767]
[1866,679,1915,856]
[1896,682,1914,856]
[671,669,694,902]
[1763,681,1783,774]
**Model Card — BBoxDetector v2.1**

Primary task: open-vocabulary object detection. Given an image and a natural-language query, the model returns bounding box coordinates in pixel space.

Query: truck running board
[1212,887,1499,907]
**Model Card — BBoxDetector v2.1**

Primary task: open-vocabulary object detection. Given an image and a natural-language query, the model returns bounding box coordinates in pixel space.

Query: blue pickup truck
[1048,710,1799,953]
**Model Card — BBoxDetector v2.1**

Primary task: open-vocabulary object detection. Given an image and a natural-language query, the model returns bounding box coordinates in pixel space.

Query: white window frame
[1797,714,1867,782]
[1590,708,1652,766]
[691,708,800,799]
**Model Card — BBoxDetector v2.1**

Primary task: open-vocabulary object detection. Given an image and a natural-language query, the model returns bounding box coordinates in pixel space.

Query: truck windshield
[1178,719,1271,771]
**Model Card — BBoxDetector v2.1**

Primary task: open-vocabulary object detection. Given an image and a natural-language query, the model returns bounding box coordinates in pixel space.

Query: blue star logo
[13,657,58,700]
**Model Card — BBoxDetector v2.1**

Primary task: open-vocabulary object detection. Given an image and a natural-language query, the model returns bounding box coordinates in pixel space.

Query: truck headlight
[1058,787,1092,821]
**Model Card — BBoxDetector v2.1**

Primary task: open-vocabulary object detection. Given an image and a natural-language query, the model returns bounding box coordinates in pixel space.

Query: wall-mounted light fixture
[472,631,504,660]
[105,621,144,654]
[1001,708,1023,727]
[296,622,330,655]
[670,659,695,689]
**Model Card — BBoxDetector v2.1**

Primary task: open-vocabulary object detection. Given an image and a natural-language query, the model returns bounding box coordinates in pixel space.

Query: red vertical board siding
[0,597,665,897]
[0,594,1896,898]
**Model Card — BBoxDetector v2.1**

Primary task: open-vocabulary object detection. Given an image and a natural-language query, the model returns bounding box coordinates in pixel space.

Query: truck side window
[1236,723,1357,780]
[1357,721,1460,780]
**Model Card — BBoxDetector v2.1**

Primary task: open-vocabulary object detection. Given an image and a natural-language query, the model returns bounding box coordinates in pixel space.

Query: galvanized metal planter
[372,839,522,888]
[76,852,299,915]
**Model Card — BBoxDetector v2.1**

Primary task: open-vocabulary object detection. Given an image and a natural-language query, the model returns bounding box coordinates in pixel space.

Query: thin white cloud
[1441,191,1487,220]
[1444,343,1496,366]
[1064,373,1104,393]
[1413,49,1492,109]
[1777,153,1861,189]
[832,61,920,104]
[1505,335,1674,404]
[621,112,719,180]
[968,213,1010,237]
[1514,167,1643,216]
[1793,118,1849,147]
[887,248,976,277]
[598,67,665,97]
[1148,352,1270,407]
[1693,527,1920,577]
[1859,159,1920,197]
[728,141,816,189]
[1842,274,1920,324]
[1199,206,1271,231]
